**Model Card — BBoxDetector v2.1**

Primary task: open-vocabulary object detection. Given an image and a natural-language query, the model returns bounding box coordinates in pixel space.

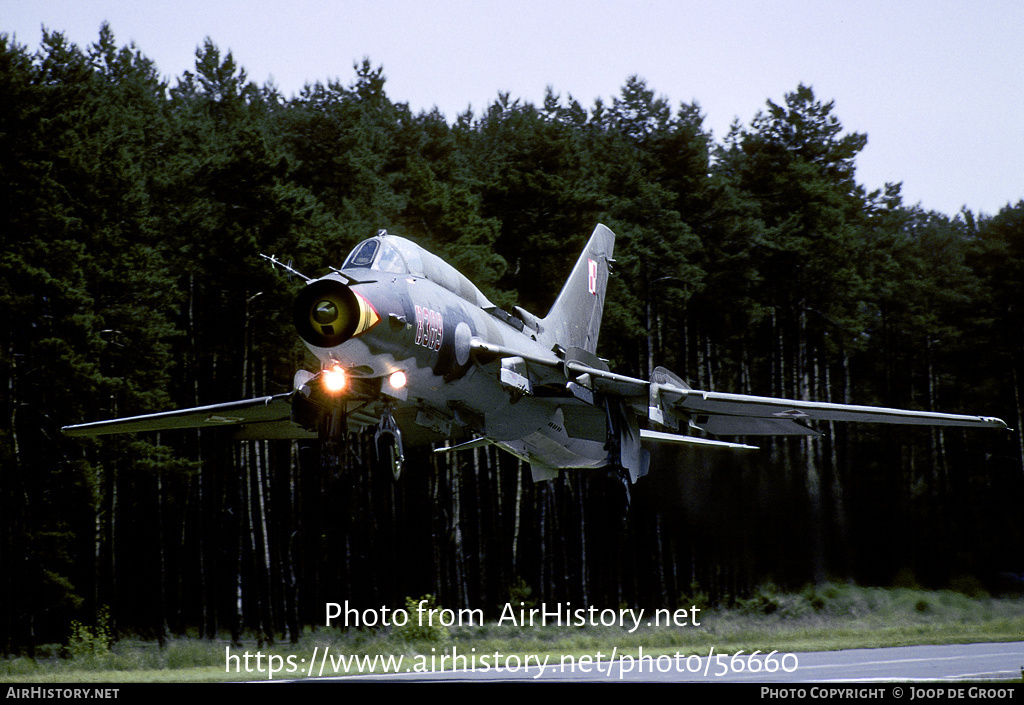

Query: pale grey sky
[5,0,1023,217]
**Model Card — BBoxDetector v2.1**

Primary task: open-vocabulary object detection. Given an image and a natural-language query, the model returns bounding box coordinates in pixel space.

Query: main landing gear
[374,407,404,481]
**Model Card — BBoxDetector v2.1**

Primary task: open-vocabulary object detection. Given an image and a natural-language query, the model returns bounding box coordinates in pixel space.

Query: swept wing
[61,394,316,440]
[566,361,1007,436]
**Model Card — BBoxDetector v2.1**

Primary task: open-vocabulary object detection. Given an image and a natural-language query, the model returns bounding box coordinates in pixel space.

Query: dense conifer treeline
[2,26,1023,652]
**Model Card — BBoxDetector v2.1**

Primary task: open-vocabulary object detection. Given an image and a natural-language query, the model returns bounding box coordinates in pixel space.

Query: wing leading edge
[674,389,1007,431]
[61,394,317,440]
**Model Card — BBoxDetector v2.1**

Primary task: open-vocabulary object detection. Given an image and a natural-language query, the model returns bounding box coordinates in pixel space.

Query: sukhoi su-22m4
[63,225,1008,493]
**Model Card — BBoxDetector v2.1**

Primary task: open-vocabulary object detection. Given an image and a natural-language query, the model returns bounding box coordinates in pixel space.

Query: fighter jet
[62,224,1007,486]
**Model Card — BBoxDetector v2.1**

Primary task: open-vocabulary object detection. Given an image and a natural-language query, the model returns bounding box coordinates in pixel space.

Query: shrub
[507,577,537,611]
[392,595,450,643]
[67,606,112,666]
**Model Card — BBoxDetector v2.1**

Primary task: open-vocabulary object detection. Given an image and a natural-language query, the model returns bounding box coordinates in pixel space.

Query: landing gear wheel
[374,407,405,481]
[376,433,403,481]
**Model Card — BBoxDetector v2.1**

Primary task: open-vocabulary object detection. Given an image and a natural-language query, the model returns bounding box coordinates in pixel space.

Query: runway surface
[311,641,1024,683]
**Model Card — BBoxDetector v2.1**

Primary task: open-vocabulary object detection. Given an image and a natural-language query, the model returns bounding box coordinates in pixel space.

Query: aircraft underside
[291,349,621,480]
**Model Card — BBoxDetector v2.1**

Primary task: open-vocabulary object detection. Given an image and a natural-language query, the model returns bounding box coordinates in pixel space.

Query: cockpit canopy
[342,231,493,308]
[342,233,423,275]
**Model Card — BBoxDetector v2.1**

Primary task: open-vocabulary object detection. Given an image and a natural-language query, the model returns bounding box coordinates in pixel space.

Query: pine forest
[2,26,1024,653]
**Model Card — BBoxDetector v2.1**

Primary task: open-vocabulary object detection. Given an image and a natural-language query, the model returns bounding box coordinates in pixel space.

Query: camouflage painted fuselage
[294,231,614,471]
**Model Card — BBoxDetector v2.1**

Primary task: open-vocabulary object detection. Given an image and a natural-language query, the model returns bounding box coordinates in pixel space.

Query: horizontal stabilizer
[531,464,559,482]
[433,437,493,454]
[640,429,758,450]
[690,415,821,436]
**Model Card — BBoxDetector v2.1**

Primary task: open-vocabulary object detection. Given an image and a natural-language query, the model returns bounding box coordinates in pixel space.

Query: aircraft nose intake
[294,277,380,348]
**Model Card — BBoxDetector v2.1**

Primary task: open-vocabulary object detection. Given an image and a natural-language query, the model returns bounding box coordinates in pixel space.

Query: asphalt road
[310,641,1024,683]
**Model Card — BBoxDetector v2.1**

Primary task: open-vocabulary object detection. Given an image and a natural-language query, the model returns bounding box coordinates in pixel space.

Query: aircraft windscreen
[343,239,379,268]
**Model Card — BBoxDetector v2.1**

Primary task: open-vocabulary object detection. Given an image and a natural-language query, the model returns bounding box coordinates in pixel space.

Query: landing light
[389,370,407,389]
[323,364,347,393]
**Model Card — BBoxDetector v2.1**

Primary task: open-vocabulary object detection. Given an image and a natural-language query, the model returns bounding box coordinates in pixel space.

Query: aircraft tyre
[376,432,404,481]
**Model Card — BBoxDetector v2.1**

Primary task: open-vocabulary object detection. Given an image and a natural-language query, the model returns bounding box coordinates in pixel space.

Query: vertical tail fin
[541,224,615,354]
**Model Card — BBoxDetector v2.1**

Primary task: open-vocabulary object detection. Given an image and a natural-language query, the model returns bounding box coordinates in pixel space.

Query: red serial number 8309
[414,305,443,351]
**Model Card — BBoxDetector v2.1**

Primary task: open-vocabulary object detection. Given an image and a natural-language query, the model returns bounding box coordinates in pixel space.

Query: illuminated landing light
[323,364,347,393]
[389,370,407,389]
